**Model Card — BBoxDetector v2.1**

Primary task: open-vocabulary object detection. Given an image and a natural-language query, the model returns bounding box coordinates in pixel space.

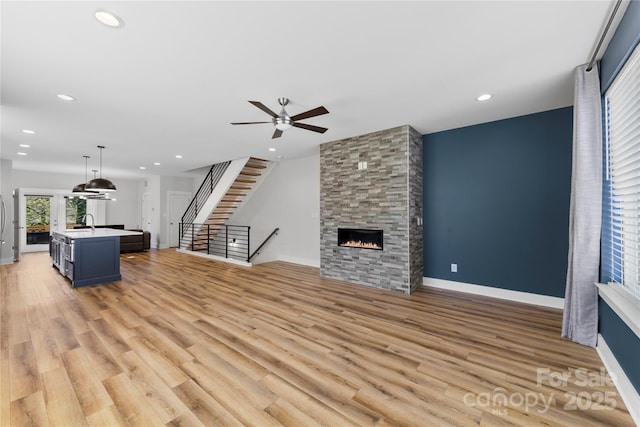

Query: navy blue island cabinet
[50,229,142,287]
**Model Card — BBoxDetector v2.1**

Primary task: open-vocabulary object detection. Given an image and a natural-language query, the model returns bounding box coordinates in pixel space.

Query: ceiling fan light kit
[231,97,329,139]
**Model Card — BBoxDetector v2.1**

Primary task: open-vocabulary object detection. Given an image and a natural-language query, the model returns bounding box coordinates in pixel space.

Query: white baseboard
[596,333,640,426]
[277,255,320,268]
[423,277,564,309]
[176,248,252,267]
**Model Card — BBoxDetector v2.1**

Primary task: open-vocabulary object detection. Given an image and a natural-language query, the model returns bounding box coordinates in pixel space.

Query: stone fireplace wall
[320,125,423,293]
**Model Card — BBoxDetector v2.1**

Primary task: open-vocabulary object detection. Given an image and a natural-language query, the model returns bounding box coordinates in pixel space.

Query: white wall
[104,179,142,229]
[231,150,320,267]
[13,169,86,190]
[0,159,15,264]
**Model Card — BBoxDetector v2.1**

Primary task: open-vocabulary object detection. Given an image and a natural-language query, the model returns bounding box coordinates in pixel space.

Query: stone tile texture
[320,125,423,293]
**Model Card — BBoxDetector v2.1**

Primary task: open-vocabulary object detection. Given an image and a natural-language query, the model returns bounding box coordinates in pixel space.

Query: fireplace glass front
[338,228,383,250]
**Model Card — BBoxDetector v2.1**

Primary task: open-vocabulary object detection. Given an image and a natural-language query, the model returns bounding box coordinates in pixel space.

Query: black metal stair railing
[180,161,231,239]
[248,228,279,262]
[179,223,279,263]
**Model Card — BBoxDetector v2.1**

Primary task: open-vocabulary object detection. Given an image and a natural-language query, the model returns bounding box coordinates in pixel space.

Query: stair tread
[185,158,270,234]
[244,164,267,170]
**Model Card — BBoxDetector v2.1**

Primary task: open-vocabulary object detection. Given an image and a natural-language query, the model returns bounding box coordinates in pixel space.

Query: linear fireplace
[338,228,383,250]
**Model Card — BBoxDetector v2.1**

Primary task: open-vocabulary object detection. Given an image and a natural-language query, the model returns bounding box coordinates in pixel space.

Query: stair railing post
[207,224,210,255]
[190,223,194,251]
[225,225,229,258]
[246,226,251,262]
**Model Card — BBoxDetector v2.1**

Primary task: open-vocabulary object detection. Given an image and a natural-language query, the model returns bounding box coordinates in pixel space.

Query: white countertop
[53,229,142,239]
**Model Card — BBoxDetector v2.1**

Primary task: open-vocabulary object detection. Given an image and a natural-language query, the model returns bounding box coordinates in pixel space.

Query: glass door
[20,194,82,253]
[23,195,55,252]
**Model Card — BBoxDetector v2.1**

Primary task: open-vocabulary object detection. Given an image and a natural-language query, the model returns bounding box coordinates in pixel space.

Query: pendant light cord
[97,145,106,178]
[83,155,90,184]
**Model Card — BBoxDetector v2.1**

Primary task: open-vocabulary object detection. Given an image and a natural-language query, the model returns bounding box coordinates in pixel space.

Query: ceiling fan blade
[272,129,283,139]
[293,122,328,134]
[230,121,271,125]
[290,106,329,121]
[249,101,278,118]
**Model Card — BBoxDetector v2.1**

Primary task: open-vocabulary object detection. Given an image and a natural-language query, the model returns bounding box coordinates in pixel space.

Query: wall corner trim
[423,277,564,309]
[596,333,640,426]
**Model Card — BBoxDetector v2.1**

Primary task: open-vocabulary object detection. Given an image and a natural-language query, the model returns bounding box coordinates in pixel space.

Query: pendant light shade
[72,183,87,193]
[86,145,117,192]
[86,177,116,192]
[72,155,99,194]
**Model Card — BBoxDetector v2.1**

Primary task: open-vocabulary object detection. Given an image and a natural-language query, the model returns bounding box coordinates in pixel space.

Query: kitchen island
[50,228,142,287]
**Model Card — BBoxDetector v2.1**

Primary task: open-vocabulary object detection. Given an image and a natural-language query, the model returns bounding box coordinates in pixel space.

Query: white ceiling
[1,1,624,180]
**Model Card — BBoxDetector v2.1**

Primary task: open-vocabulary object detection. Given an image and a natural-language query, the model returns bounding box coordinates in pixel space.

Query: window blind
[606,42,640,303]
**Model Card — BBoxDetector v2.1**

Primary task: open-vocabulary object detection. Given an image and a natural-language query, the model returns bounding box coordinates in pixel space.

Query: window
[605,42,640,304]
[66,197,86,229]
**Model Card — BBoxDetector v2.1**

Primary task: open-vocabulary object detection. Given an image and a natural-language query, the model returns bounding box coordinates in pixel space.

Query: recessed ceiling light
[175,155,183,159]
[57,94,75,101]
[153,162,161,166]
[268,147,276,152]
[22,129,36,134]
[95,10,124,28]
[476,94,493,102]
[139,166,146,170]
[17,152,28,156]
[19,144,31,148]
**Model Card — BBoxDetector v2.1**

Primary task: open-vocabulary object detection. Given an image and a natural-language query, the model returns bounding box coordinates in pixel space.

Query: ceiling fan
[231,97,329,139]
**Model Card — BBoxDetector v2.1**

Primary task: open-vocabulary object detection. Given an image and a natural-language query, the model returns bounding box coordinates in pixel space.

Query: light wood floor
[0,250,634,426]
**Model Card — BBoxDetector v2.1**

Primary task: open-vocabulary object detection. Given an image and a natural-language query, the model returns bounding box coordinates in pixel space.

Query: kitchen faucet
[82,213,95,231]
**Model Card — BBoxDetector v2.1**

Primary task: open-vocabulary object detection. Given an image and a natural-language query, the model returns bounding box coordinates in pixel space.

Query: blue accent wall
[598,298,640,394]
[422,107,573,297]
[600,0,640,93]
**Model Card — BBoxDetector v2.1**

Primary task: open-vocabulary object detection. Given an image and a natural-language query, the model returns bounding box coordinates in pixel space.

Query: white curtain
[562,63,602,347]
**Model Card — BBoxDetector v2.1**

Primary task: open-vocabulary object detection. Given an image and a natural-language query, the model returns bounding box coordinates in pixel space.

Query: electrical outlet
[451,263,458,273]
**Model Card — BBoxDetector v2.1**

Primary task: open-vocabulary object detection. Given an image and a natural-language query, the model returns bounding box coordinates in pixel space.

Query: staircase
[180,157,271,252]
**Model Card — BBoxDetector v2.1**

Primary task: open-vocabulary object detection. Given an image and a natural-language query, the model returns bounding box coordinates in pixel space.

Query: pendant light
[86,145,117,192]
[72,155,99,194]
[84,170,115,200]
